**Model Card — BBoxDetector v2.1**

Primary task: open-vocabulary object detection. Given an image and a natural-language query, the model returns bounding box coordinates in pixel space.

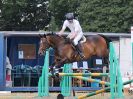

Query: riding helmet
[65,13,74,20]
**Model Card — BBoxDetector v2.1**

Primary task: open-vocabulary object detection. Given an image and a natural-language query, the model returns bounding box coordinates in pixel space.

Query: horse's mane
[46,32,55,36]
[46,33,65,39]
[46,33,60,37]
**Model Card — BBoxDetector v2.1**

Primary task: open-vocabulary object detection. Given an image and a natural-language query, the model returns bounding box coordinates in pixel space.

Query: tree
[48,16,58,32]
[78,0,133,33]
[1,0,133,32]
[49,0,81,30]
[49,0,133,33]
[0,0,51,31]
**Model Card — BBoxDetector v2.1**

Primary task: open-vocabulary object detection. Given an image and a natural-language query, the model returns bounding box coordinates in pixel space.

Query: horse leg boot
[49,62,56,78]
[52,65,62,81]
[75,44,85,59]
[49,66,55,78]
[53,58,67,77]
[49,66,60,78]
[50,57,61,77]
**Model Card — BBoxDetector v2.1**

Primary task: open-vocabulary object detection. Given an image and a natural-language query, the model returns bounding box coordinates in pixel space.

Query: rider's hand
[56,32,62,36]
[67,33,77,39]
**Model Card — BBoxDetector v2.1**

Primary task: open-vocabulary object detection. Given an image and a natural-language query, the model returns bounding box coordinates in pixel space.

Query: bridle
[40,36,50,51]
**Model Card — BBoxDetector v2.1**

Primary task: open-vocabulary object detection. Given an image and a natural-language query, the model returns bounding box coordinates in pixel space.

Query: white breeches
[73,33,83,45]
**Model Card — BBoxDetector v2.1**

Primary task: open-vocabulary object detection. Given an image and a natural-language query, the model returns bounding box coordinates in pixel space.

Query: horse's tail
[98,34,112,65]
[98,34,112,49]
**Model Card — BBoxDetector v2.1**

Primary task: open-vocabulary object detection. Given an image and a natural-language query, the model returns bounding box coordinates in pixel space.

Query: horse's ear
[51,32,54,35]
[39,34,43,38]
[43,34,46,38]
[50,32,55,35]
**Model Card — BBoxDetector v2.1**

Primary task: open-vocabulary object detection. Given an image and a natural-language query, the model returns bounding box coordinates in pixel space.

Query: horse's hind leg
[103,56,109,66]
[103,49,109,65]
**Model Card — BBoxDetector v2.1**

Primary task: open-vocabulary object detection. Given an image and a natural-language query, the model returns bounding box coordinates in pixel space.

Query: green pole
[75,79,133,99]
[61,64,72,96]
[109,42,123,99]
[38,50,49,96]
[43,50,49,96]
[109,42,115,99]
[38,76,42,96]
[116,56,124,98]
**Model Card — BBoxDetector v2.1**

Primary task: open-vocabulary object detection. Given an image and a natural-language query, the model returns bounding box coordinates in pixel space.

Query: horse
[38,33,111,75]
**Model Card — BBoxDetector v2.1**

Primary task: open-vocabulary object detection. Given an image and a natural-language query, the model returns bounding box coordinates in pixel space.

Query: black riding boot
[75,44,85,59]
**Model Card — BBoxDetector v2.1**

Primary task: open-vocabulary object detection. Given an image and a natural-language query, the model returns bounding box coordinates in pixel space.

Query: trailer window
[18,44,36,59]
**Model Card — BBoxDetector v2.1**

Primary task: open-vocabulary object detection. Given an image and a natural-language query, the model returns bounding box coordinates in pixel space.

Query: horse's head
[38,34,50,56]
[38,33,66,55]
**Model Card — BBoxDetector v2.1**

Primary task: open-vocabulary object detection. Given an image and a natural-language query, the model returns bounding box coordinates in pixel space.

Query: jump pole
[60,63,72,96]
[72,76,110,86]
[38,49,73,97]
[75,79,133,99]
[38,49,49,96]
[59,73,109,77]
[75,42,124,99]
[109,42,123,99]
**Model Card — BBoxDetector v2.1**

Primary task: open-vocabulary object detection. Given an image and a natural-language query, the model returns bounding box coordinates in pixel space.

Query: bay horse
[38,33,111,75]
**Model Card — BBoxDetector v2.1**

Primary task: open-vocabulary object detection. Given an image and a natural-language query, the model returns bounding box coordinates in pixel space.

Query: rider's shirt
[62,19,83,35]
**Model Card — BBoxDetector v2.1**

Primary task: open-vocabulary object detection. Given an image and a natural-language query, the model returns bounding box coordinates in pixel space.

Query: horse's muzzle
[38,50,45,56]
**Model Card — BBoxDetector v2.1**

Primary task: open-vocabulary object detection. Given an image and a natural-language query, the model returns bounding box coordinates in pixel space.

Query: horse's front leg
[49,57,59,74]
[52,57,67,76]
[49,56,62,75]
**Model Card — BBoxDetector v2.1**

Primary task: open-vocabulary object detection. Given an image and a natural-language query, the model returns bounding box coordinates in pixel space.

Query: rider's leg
[75,44,85,59]
[73,33,85,59]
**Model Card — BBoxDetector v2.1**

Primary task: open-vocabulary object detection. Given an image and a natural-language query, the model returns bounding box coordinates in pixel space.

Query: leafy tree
[0,0,3,29]
[49,0,133,33]
[49,0,81,29]
[1,0,133,32]
[78,0,133,33]
[48,16,58,32]
[0,0,51,31]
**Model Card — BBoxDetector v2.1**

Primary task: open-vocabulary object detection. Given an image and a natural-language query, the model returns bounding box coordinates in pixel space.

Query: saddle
[64,35,86,44]
[79,36,86,43]
[64,36,85,57]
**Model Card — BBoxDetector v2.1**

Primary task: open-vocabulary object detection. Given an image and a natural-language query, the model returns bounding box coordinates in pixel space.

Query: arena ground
[0,91,133,99]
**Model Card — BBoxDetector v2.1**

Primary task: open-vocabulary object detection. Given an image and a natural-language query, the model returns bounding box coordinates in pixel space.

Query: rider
[57,13,85,58]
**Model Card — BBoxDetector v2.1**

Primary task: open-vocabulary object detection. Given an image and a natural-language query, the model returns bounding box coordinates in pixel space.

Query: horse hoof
[50,72,59,79]
[55,73,59,77]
